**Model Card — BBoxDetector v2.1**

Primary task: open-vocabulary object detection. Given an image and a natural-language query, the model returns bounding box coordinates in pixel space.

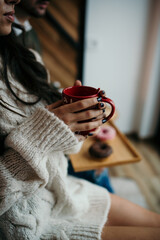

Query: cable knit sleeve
[0,107,79,215]
[5,107,79,159]
[0,148,44,216]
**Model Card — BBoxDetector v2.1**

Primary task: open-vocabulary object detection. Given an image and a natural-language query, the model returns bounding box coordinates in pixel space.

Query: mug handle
[101,97,115,122]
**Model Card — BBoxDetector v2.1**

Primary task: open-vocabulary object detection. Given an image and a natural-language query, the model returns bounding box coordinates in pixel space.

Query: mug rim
[63,86,100,98]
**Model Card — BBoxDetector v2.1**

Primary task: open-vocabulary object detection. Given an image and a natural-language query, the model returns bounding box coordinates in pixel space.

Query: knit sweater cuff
[69,224,102,240]
[5,107,79,162]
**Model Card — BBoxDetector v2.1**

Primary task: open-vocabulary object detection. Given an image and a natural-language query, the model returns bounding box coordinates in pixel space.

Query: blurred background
[31,0,160,139]
[31,0,160,212]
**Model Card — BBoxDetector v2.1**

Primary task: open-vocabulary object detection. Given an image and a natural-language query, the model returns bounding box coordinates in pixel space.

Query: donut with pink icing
[96,126,116,141]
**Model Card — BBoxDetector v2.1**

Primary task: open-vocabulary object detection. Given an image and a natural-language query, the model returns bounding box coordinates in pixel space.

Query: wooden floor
[109,135,160,213]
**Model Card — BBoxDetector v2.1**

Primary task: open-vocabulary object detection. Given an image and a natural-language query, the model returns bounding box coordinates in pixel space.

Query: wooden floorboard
[109,135,160,213]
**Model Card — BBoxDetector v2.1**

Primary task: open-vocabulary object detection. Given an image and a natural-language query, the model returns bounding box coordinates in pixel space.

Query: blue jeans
[68,161,114,193]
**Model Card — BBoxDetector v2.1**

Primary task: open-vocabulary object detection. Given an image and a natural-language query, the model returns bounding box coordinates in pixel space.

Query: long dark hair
[0,26,62,155]
[0,27,61,105]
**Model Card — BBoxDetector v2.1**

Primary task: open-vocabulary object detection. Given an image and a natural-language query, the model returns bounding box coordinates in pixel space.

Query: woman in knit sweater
[0,1,160,239]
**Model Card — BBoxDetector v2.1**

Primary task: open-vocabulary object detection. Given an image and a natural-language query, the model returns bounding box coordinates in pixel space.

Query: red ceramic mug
[62,86,115,135]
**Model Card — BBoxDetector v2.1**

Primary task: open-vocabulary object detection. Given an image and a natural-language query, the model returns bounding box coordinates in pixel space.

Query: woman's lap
[101,194,160,239]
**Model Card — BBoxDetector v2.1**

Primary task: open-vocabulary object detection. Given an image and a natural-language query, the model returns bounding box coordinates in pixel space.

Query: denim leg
[68,161,114,193]
[94,168,114,193]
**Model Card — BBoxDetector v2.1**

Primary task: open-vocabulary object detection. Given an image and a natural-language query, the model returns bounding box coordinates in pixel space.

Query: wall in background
[135,1,160,138]
[83,0,160,138]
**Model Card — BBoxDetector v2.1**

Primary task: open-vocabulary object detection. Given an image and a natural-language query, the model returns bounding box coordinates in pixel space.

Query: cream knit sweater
[0,52,110,240]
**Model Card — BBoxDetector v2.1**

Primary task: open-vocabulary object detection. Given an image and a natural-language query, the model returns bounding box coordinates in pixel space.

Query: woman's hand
[87,89,107,136]
[46,97,107,133]
[46,80,107,136]
[73,80,107,134]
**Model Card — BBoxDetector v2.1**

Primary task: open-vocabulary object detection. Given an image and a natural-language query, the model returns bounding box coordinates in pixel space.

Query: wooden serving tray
[69,121,141,172]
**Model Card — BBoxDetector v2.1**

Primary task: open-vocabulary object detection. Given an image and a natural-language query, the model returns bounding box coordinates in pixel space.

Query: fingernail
[97,97,102,102]
[102,119,107,124]
[88,133,93,136]
[102,109,105,113]
[100,103,104,107]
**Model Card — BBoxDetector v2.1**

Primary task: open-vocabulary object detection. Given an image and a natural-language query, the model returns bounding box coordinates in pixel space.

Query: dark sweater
[16,28,41,54]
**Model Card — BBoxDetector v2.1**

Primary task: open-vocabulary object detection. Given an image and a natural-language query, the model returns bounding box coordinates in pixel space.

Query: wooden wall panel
[30,0,85,88]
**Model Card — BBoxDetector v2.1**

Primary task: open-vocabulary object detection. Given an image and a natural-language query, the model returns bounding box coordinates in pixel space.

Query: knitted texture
[0,54,111,239]
[5,107,79,169]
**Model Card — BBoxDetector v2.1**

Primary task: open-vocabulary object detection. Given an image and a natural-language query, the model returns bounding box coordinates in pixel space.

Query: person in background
[14,0,115,193]
[13,0,49,53]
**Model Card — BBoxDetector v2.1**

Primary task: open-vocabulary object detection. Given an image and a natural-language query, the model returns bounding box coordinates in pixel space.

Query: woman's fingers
[47,80,82,111]
[63,97,103,113]
[74,80,82,86]
[46,100,63,111]
[88,127,100,137]
[99,90,106,97]
[91,112,106,121]
[47,94,107,134]
[47,96,106,115]
[70,117,105,132]
[72,108,106,122]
